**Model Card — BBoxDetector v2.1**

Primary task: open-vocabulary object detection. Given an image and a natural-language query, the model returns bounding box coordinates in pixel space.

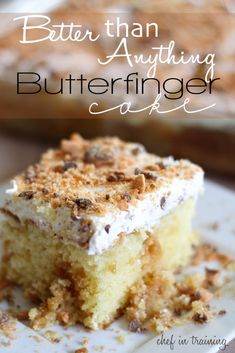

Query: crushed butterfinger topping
[125,264,223,334]
[7,134,202,218]
[75,349,88,353]
[191,243,234,268]
[132,174,146,193]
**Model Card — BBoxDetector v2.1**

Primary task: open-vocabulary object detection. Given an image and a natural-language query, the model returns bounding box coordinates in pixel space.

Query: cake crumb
[75,348,88,353]
[125,267,222,335]
[2,340,11,347]
[57,311,69,325]
[218,310,227,316]
[192,243,234,268]
[44,330,61,343]
[191,300,211,324]
[0,311,9,325]
[226,260,235,271]
[132,174,146,193]
[92,345,104,352]
[0,311,16,339]
[29,335,44,344]
[117,335,125,344]
[206,222,219,231]
[81,337,89,346]
[16,310,29,321]
[204,268,220,287]
[190,288,213,303]
[65,333,75,339]
[128,319,146,333]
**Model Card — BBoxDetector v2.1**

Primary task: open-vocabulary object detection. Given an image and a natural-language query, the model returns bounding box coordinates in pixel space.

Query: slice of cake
[0,134,203,330]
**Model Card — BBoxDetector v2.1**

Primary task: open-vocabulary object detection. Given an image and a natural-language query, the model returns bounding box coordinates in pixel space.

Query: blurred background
[0,0,234,187]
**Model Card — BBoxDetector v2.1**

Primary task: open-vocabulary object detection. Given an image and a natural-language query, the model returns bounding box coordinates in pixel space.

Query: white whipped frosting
[88,170,203,254]
[4,167,203,255]
[5,180,18,195]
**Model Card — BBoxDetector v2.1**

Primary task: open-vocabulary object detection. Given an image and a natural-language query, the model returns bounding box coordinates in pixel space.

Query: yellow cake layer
[1,198,197,330]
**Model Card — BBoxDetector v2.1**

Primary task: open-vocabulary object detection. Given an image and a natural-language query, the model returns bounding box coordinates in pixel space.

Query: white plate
[0,180,235,353]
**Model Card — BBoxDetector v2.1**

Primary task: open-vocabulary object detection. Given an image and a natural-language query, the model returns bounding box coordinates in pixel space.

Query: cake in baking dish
[0,134,203,330]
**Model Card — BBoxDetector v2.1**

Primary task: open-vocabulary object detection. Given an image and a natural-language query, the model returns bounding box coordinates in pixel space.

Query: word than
[104,17,158,38]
